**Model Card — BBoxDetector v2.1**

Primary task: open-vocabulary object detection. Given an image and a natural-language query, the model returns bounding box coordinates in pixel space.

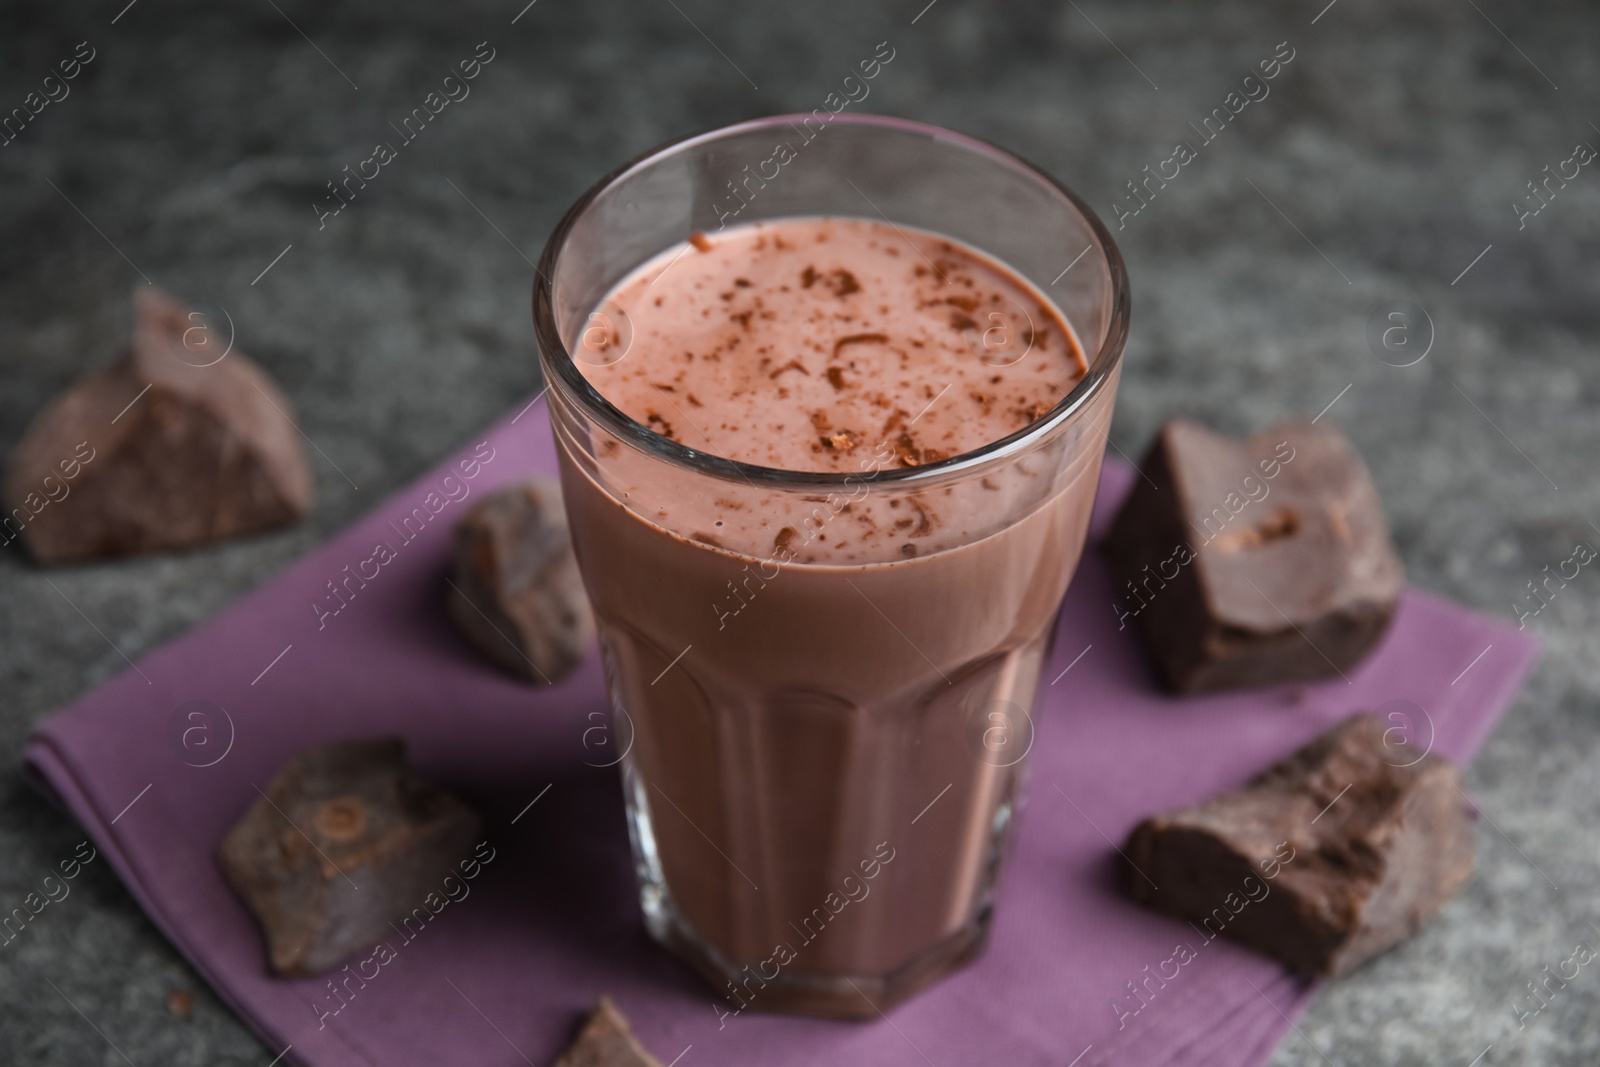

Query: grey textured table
[2,1,1595,1063]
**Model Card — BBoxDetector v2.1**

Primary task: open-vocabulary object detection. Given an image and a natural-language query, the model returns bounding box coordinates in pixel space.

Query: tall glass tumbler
[534,114,1129,1018]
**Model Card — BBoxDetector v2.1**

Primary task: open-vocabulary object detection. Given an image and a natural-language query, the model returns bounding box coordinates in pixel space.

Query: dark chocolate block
[1109,418,1403,693]
[446,478,594,683]
[3,287,312,563]
[217,738,480,977]
[1122,713,1473,977]
[553,998,665,1067]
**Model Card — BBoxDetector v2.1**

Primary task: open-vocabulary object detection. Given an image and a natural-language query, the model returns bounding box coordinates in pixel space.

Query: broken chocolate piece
[1109,419,1403,693]
[552,997,665,1067]
[217,738,481,977]
[446,478,594,684]
[3,287,312,563]
[1122,713,1473,977]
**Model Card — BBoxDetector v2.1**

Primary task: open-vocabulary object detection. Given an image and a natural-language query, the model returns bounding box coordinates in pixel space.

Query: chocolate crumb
[166,989,194,1018]
[906,499,933,537]
[826,366,847,390]
[833,332,889,357]
[822,431,858,452]
[644,410,675,439]
[688,231,713,253]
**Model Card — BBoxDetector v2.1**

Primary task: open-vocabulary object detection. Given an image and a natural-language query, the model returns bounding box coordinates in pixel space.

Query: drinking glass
[534,113,1128,1018]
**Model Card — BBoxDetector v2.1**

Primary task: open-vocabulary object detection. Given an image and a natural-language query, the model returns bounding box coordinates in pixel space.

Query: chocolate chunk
[1109,419,1403,693]
[446,478,594,684]
[553,998,665,1067]
[165,989,194,1017]
[217,738,481,977]
[1122,713,1473,977]
[3,287,312,563]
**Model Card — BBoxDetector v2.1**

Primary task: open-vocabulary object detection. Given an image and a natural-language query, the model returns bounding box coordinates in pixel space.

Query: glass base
[645,891,994,1020]
[621,760,996,1019]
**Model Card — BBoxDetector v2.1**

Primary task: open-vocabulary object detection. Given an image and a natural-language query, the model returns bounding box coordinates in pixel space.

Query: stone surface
[1109,419,1403,692]
[216,737,481,977]
[446,478,593,683]
[552,997,666,1067]
[1,1,1597,1065]
[1124,713,1474,977]
[3,287,312,563]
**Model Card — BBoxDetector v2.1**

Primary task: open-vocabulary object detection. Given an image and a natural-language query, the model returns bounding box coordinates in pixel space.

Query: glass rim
[532,112,1131,489]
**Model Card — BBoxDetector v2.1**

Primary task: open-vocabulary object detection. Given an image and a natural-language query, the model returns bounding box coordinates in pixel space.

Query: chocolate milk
[555,218,1109,1007]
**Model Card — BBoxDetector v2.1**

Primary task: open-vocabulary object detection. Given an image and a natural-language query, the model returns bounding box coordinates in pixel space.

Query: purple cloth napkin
[24,397,1538,1067]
